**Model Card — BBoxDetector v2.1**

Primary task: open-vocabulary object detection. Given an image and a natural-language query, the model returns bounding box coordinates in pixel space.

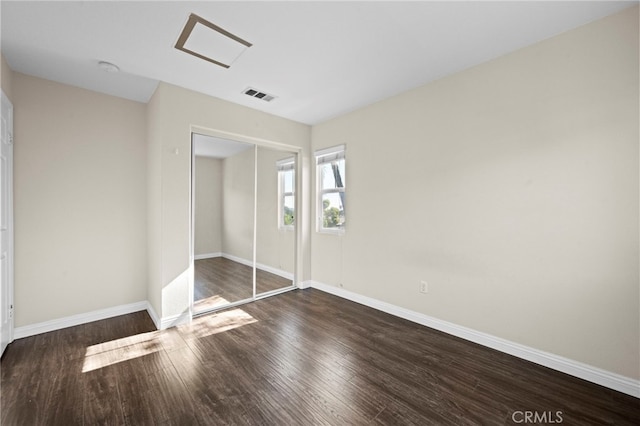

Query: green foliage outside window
[323,199,343,228]
[284,206,295,226]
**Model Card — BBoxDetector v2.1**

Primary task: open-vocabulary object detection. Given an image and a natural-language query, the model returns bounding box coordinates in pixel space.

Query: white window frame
[315,145,346,235]
[277,157,295,231]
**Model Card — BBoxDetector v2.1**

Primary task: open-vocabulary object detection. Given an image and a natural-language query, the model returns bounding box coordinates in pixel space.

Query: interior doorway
[1,90,14,356]
[191,131,299,316]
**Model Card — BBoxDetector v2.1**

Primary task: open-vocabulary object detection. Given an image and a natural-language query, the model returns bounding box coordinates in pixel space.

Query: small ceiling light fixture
[98,61,120,73]
[175,13,252,69]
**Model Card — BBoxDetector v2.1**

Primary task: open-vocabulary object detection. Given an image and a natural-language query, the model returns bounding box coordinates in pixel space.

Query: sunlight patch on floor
[82,309,257,372]
[82,330,163,372]
[193,294,231,311]
[178,308,257,339]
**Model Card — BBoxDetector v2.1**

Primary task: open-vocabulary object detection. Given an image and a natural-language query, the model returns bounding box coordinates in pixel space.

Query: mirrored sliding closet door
[192,133,297,315]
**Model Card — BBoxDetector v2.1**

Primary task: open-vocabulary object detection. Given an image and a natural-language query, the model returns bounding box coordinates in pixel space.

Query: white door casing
[0,90,14,356]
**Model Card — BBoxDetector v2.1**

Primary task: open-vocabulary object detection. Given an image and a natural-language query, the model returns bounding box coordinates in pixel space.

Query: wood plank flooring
[1,289,638,425]
[194,257,292,311]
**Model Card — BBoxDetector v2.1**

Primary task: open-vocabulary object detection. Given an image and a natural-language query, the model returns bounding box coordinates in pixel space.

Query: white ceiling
[1,1,635,125]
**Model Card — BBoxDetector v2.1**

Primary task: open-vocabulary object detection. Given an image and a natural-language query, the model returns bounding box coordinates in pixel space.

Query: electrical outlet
[420,280,428,293]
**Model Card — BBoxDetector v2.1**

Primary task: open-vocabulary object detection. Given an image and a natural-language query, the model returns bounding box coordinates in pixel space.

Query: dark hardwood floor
[194,257,293,311]
[1,289,638,425]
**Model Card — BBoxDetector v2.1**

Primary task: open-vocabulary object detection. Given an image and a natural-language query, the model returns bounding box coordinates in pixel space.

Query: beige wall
[311,7,639,379]
[146,82,310,320]
[256,146,295,274]
[13,73,147,326]
[194,156,222,256]
[1,54,13,100]
[221,148,255,261]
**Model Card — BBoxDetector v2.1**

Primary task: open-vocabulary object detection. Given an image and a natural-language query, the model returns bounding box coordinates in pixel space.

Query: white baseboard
[194,252,222,260]
[298,280,312,289]
[222,253,293,280]
[222,253,252,268]
[13,301,192,338]
[256,261,294,280]
[308,281,640,398]
[146,302,161,330]
[13,301,149,339]
[160,310,191,330]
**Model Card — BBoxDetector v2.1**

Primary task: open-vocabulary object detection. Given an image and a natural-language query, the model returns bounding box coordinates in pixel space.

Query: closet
[192,133,298,314]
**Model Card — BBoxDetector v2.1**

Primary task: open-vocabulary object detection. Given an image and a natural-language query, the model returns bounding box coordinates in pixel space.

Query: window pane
[283,169,294,193]
[283,195,295,225]
[320,163,335,189]
[321,192,344,228]
[320,159,345,190]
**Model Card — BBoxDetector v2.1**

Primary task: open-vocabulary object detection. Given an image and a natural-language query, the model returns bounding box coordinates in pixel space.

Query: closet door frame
[189,125,302,318]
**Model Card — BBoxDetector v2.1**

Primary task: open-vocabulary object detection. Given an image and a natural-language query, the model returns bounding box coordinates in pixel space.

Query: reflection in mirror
[192,133,255,313]
[255,146,296,296]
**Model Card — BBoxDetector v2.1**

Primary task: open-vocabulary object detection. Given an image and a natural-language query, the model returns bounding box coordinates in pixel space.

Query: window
[315,145,346,233]
[277,157,295,230]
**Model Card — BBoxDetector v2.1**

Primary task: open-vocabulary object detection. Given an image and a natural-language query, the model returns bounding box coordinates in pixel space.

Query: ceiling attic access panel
[175,13,252,69]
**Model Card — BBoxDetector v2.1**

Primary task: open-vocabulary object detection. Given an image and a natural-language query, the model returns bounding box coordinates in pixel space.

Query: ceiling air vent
[243,87,276,102]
